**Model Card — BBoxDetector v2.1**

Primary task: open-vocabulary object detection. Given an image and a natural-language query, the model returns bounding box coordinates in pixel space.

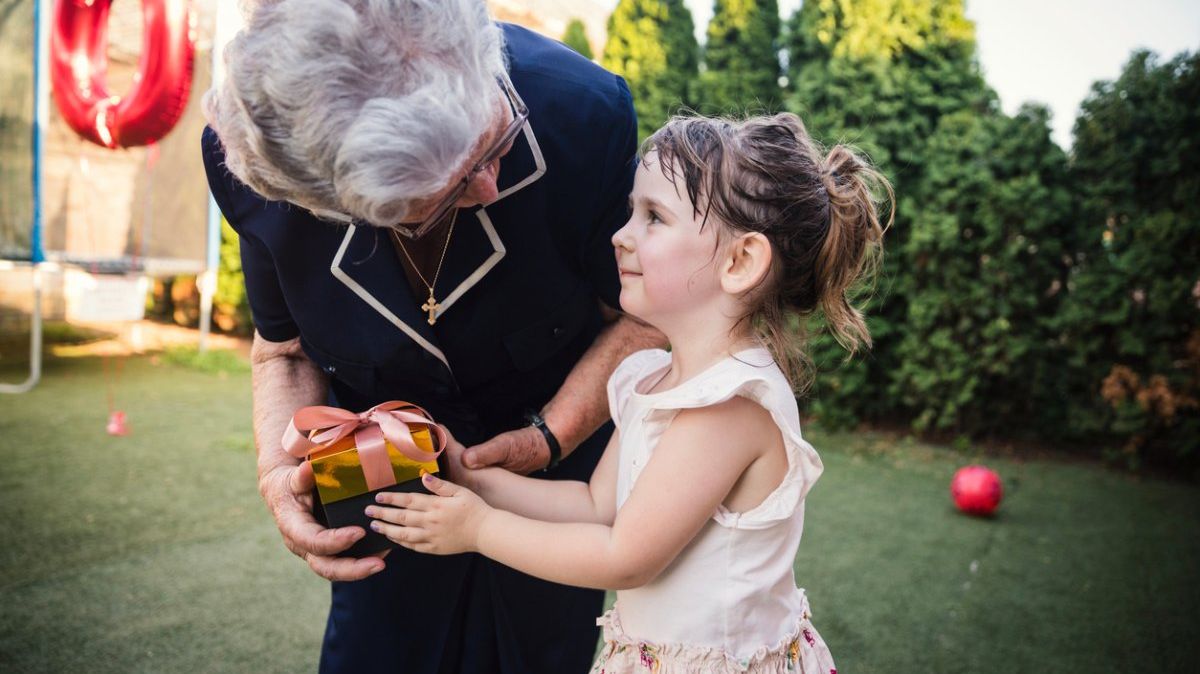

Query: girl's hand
[365,473,492,555]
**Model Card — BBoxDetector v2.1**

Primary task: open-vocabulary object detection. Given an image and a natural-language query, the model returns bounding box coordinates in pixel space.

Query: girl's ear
[720,232,773,295]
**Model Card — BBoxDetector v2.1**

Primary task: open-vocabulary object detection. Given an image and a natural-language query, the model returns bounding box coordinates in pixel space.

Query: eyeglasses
[387,74,529,240]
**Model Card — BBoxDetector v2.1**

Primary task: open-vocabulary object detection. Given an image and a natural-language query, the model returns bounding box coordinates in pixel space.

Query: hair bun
[820,145,863,197]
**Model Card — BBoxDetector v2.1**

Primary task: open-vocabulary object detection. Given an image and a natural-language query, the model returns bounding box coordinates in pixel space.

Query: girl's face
[612,154,725,326]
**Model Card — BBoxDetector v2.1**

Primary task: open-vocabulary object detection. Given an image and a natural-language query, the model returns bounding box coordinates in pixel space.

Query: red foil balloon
[951,465,1003,516]
[51,0,195,148]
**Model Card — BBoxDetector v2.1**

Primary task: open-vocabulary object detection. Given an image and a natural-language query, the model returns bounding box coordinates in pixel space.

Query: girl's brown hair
[643,113,894,391]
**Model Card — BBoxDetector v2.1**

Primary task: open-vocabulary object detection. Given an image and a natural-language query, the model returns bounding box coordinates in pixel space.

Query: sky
[677,0,1199,149]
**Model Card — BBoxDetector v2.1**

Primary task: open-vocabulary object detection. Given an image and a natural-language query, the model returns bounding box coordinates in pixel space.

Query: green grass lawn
[1,353,1197,673]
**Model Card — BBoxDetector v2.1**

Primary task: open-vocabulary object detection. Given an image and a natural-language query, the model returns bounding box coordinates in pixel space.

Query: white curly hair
[203,0,506,226]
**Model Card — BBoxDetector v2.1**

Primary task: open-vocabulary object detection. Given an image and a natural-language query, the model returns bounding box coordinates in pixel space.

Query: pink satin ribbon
[282,401,447,492]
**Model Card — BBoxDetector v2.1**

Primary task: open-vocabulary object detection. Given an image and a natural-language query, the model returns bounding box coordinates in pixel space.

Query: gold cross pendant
[421,290,441,325]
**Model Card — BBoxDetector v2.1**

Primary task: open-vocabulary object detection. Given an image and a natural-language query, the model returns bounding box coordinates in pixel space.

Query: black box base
[312,478,431,558]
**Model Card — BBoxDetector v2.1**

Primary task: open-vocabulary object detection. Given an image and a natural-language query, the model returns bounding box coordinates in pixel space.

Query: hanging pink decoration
[106,410,129,436]
[51,0,196,148]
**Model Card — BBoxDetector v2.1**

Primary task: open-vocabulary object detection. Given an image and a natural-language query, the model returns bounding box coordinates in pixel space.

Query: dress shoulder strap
[606,348,670,431]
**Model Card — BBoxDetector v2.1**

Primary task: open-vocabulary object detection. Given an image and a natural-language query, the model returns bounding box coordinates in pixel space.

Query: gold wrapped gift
[310,429,440,504]
[282,401,448,557]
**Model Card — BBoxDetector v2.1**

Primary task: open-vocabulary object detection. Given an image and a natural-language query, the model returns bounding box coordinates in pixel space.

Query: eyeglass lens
[401,78,528,238]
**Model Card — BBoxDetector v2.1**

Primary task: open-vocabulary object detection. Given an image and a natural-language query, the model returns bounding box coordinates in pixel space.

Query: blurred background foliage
[159,0,1196,473]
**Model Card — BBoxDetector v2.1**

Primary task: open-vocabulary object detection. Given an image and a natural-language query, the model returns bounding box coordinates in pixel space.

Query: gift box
[283,401,448,557]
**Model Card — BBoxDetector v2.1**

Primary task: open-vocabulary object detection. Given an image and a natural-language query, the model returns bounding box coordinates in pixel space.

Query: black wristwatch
[524,410,562,472]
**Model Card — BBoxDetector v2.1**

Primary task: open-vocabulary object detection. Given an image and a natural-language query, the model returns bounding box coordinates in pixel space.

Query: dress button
[552,326,565,338]
[324,365,337,375]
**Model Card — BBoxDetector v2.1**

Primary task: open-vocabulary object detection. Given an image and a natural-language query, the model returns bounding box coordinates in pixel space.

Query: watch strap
[524,410,562,471]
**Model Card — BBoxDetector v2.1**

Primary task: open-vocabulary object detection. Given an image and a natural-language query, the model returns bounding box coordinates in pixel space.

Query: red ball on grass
[951,465,1003,516]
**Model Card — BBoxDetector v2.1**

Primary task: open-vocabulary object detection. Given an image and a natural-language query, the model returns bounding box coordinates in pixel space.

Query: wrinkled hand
[438,430,475,488]
[461,426,549,475]
[366,473,492,555]
[260,462,387,581]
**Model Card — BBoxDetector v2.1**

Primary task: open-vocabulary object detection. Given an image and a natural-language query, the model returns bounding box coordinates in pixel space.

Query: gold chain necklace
[390,208,458,325]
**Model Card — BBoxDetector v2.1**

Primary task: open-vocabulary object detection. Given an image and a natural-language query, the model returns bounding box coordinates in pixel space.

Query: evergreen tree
[561,18,594,60]
[603,0,700,140]
[699,0,782,114]
[894,105,1074,436]
[1059,50,1200,466]
[782,0,994,428]
[786,0,990,175]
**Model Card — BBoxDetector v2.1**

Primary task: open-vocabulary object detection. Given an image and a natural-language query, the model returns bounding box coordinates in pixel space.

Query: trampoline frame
[4,0,235,393]
[1,0,49,394]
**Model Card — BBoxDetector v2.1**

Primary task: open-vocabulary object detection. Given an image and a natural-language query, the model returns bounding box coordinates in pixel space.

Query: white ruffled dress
[589,348,837,674]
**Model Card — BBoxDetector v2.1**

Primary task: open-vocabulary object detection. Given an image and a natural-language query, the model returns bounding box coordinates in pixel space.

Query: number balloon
[51,0,195,148]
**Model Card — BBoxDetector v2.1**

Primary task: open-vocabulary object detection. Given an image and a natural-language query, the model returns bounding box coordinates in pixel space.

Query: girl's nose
[612,219,635,251]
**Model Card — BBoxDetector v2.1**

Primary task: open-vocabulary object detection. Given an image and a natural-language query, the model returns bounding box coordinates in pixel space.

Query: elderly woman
[201,1,662,672]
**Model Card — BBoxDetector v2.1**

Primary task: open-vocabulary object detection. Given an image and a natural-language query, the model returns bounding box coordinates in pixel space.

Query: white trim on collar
[495,122,547,200]
[434,121,545,317]
[329,120,546,364]
[435,209,506,315]
[329,224,452,371]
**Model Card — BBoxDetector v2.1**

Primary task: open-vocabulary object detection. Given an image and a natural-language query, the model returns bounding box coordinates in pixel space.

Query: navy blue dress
[202,24,637,674]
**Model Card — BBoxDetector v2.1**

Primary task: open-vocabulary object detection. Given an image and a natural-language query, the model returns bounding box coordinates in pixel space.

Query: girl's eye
[647,210,662,224]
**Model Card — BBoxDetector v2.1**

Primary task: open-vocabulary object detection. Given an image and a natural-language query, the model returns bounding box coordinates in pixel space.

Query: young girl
[366,113,891,673]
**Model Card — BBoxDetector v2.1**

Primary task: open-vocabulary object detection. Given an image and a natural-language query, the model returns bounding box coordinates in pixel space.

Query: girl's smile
[612,153,723,324]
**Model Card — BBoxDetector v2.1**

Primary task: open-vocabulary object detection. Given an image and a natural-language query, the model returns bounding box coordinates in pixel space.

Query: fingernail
[364,506,375,517]
[369,562,384,574]
[423,473,434,483]
[375,492,385,503]
[351,528,365,541]
[369,521,381,532]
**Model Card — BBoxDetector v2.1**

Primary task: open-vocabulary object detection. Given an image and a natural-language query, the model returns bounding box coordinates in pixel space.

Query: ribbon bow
[282,401,447,493]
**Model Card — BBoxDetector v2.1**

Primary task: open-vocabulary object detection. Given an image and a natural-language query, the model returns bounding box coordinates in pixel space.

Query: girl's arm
[460,430,620,524]
[371,396,770,590]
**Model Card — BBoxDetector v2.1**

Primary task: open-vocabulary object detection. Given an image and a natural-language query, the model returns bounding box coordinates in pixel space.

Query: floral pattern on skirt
[589,608,836,674]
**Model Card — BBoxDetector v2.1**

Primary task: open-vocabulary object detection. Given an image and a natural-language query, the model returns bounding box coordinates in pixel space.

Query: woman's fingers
[305,551,386,581]
[462,427,547,473]
[287,461,315,495]
[279,500,365,557]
